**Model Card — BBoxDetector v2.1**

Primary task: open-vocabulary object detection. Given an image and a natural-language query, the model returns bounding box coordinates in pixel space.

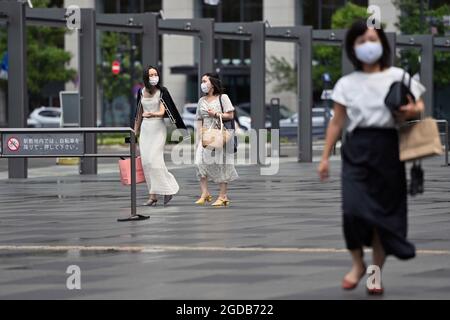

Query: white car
[181,103,198,134]
[279,107,334,138]
[235,103,291,130]
[27,107,61,128]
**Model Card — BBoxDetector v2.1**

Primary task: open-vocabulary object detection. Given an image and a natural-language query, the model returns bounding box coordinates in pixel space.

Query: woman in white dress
[195,73,238,207]
[134,66,179,206]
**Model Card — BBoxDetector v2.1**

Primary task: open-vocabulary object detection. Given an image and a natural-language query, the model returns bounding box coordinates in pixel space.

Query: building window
[143,0,162,12]
[103,0,162,14]
[202,0,262,22]
[201,0,262,62]
[302,0,368,29]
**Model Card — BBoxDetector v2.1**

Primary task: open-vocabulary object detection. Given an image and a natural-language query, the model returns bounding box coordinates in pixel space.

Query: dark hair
[345,19,391,71]
[143,65,161,92]
[202,73,224,95]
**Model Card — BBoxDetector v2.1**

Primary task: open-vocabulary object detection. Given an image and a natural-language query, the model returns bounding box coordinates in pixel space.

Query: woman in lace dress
[194,73,238,207]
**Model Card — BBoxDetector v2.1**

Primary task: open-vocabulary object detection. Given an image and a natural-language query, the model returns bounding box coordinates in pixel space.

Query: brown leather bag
[399,117,443,161]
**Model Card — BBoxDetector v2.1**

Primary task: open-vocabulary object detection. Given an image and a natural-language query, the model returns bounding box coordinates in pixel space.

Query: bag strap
[218,114,224,130]
[208,120,216,131]
[405,68,424,120]
[219,94,224,113]
[218,94,235,124]
[135,88,144,125]
[402,68,413,89]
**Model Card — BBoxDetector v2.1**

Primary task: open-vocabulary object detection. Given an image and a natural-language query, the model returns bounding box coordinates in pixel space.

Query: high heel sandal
[164,195,173,206]
[143,198,158,206]
[195,195,213,205]
[341,263,367,290]
[367,286,384,295]
[211,198,230,207]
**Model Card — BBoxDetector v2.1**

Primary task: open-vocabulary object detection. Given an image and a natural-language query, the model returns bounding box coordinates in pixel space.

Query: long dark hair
[203,72,224,96]
[143,65,162,93]
[345,19,391,71]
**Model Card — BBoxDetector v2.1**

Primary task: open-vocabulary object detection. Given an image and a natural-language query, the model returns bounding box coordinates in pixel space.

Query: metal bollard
[270,98,280,158]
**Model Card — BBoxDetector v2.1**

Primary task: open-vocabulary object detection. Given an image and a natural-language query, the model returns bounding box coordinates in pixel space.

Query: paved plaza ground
[0,146,449,299]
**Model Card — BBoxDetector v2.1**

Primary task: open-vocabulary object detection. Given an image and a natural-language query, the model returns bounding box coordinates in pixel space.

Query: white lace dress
[195,94,239,183]
[140,90,179,195]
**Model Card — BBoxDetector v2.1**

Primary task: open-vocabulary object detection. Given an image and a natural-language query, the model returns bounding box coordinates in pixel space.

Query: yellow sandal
[211,198,230,207]
[195,195,213,205]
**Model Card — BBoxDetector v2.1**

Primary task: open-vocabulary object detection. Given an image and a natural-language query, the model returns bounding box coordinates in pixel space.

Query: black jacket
[131,86,187,130]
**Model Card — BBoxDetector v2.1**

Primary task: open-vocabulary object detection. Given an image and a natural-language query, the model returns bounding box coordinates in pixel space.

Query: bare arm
[395,96,425,122]
[134,105,143,135]
[206,109,234,121]
[218,111,234,121]
[318,103,347,181]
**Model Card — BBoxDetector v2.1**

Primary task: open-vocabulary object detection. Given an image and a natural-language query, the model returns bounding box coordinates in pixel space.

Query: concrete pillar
[162,0,195,108]
[264,0,297,114]
[64,0,95,92]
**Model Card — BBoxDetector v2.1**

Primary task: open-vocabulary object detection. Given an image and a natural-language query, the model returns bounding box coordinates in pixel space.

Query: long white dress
[139,90,179,195]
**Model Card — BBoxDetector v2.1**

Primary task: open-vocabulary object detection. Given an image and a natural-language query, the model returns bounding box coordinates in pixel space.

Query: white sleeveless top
[141,89,161,120]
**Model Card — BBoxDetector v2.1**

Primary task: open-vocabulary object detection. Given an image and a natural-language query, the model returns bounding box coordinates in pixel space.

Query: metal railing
[0,127,148,222]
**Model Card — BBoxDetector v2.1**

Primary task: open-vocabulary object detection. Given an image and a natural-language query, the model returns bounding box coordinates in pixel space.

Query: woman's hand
[395,95,420,122]
[142,112,155,118]
[207,109,218,118]
[317,159,330,181]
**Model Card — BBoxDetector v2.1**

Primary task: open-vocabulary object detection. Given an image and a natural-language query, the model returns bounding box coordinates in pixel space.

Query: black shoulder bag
[384,69,424,196]
[219,94,238,153]
[384,69,415,114]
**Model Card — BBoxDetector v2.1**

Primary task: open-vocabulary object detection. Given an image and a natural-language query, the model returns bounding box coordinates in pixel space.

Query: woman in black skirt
[318,20,426,295]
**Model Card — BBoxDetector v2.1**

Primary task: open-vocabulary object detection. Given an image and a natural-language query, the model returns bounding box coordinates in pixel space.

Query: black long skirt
[341,128,415,260]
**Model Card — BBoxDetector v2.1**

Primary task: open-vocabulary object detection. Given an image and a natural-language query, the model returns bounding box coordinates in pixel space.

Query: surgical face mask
[149,76,159,86]
[201,82,210,94]
[354,41,383,65]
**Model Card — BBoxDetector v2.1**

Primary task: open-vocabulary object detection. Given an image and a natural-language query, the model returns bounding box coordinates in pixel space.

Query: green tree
[266,56,297,93]
[97,31,142,126]
[267,1,450,92]
[267,2,369,96]
[393,0,450,87]
[98,32,143,103]
[0,0,76,108]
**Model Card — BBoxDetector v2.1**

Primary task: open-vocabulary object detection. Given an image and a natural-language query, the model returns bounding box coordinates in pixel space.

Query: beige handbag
[202,114,232,150]
[399,117,443,161]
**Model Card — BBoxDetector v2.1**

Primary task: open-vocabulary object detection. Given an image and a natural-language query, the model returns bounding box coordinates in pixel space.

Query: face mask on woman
[149,76,159,86]
[354,41,383,65]
[201,82,210,94]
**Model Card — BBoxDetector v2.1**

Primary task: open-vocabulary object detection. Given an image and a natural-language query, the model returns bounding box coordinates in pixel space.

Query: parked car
[27,107,61,128]
[237,102,294,119]
[234,105,251,131]
[181,103,247,134]
[181,103,201,136]
[279,107,334,139]
[235,102,294,130]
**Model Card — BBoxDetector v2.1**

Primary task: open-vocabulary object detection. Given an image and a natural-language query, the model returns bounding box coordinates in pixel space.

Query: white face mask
[354,41,383,65]
[149,76,159,86]
[201,82,210,94]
